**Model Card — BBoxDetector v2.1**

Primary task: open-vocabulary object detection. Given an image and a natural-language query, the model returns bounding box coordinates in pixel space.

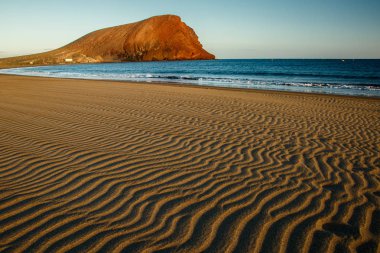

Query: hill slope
[0,15,215,68]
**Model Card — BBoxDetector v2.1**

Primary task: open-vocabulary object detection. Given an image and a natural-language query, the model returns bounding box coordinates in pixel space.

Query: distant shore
[0,74,379,252]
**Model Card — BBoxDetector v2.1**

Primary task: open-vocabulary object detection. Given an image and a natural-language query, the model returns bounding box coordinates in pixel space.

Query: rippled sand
[0,75,379,253]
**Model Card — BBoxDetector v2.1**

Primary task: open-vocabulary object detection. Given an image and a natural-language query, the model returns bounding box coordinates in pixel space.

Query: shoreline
[1,73,379,100]
[1,58,379,99]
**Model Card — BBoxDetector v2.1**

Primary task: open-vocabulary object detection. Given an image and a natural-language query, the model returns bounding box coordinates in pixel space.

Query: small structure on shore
[65,58,73,63]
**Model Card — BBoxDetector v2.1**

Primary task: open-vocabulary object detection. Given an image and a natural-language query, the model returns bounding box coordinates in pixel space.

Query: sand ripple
[0,75,379,253]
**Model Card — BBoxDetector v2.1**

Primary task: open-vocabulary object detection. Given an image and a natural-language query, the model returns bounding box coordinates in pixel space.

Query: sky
[0,0,379,59]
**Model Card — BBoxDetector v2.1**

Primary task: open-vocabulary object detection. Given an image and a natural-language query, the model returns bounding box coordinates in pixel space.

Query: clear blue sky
[1,0,379,59]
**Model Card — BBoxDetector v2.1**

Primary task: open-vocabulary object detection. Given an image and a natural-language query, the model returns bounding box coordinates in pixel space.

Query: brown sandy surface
[0,75,379,253]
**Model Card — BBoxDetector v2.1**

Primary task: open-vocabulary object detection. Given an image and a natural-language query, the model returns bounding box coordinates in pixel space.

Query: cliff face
[0,15,215,68]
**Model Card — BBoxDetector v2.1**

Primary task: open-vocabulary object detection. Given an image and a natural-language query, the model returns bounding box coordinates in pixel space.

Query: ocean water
[1,59,380,97]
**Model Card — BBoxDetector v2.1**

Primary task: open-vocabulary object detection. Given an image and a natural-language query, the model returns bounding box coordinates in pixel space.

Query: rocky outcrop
[0,15,214,68]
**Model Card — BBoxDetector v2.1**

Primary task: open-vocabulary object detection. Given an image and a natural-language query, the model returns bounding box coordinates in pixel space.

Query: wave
[183,70,380,80]
[1,66,379,97]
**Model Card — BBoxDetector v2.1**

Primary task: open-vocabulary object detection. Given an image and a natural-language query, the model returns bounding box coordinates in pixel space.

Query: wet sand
[0,74,379,252]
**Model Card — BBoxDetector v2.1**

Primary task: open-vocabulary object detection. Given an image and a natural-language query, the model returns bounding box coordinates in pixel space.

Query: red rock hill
[0,15,215,68]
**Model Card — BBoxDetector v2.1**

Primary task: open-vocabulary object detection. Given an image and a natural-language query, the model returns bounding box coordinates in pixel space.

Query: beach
[0,74,379,252]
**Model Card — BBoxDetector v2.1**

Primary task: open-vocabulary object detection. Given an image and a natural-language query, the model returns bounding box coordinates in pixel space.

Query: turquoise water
[1,59,379,97]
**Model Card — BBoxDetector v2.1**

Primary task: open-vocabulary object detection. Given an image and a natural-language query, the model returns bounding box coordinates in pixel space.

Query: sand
[0,74,379,253]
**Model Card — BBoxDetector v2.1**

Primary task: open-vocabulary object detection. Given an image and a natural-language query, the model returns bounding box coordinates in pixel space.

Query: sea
[1,59,380,97]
